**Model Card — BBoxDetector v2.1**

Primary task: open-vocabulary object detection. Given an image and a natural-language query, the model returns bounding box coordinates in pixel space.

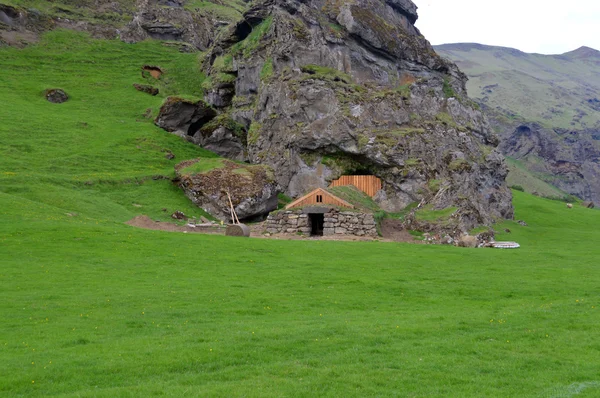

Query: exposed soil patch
[133,83,159,96]
[380,218,424,243]
[142,65,163,79]
[126,215,225,234]
[0,31,39,47]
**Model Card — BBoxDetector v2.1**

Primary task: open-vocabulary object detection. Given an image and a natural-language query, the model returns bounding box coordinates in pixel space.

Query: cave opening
[187,114,216,136]
[233,21,253,42]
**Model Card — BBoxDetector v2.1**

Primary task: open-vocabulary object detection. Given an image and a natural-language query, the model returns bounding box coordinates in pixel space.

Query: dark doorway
[310,213,324,236]
[187,113,216,136]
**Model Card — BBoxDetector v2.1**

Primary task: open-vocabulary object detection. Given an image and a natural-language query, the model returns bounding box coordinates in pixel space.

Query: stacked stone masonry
[266,209,377,237]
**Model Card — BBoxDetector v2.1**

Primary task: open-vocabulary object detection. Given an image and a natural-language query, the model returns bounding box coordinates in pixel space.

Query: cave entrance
[309,213,324,236]
[187,114,216,136]
[233,21,253,41]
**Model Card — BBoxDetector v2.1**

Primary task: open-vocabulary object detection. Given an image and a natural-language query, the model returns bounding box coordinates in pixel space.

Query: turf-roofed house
[265,176,382,237]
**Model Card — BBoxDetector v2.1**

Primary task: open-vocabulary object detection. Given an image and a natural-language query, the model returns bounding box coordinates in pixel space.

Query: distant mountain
[435,43,600,131]
[435,43,600,204]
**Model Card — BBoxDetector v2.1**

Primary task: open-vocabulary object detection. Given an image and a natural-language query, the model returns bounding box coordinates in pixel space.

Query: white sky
[413,0,600,54]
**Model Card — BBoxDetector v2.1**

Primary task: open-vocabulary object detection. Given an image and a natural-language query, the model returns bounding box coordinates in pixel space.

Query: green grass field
[2,31,600,397]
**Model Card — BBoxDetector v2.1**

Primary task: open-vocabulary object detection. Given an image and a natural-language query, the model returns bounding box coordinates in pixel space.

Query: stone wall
[266,209,377,237]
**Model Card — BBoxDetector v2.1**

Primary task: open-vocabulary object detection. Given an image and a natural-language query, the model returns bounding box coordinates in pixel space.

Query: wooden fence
[329,175,382,197]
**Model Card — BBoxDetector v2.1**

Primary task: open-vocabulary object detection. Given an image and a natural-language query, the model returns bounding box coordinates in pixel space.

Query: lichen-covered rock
[120,0,215,50]
[175,159,280,221]
[193,0,512,231]
[45,89,69,103]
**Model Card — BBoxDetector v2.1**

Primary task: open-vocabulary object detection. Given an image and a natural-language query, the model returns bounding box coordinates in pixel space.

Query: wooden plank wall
[329,175,382,197]
[292,191,353,208]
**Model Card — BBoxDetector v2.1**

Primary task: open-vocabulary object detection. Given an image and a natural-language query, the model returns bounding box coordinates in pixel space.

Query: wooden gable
[285,188,354,210]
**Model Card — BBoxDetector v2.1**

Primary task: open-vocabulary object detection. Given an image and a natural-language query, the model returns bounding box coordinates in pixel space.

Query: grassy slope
[435,44,600,130]
[2,32,600,397]
[1,0,138,26]
[0,29,217,222]
[505,157,569,198]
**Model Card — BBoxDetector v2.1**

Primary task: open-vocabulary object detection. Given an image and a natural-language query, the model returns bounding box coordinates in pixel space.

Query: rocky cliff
[435,43,600,204]
[191,0,513,228]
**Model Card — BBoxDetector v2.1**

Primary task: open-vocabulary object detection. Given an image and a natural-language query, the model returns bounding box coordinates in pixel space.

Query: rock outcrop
[500,123,600,204]
[0,4,53,47]
[175,159,279,221]
[192,0,512,230]
[155,97,217,137]
[155,98,248,160]
[119,0,216,51]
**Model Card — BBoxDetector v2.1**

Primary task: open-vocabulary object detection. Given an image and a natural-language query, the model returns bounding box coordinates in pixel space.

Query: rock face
[120,0,215,50]
[155,97,217,137]
[500,124,600,204]
[195,0,513,230]
[175,159,279,221]
[155,98,248,160]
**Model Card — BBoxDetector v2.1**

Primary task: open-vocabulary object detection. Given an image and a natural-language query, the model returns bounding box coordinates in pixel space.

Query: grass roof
[326,185,381,212]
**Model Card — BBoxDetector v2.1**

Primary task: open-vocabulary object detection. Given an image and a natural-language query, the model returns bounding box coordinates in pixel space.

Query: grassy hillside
[505,157,570,198]
[0,29,218,222]
[1,0,138,26]
[2,30,600,397]
[435,43,600,131]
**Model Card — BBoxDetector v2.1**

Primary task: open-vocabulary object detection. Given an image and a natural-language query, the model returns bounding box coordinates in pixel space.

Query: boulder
[192,118,247,161]
[175,159,280,221]
[458,235,478,248]
[171,211,187,220]
[44,89,68,103]
[120,1,214,50]
[155,97,217,137]
[582,201,595,208]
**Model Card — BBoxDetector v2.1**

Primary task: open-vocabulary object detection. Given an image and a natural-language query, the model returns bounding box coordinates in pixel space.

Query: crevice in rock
[187,113,217,136]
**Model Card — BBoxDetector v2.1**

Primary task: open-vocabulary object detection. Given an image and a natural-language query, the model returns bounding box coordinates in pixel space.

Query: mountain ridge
[435,43,600,58]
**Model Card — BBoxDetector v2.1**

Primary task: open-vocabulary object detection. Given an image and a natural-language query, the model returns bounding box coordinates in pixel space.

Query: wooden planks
[286,188,354,209]
[329,175,382,197]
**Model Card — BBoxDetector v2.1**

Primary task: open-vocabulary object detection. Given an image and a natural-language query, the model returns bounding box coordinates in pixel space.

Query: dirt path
[126,215,226,234]
[380,219,424,244]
